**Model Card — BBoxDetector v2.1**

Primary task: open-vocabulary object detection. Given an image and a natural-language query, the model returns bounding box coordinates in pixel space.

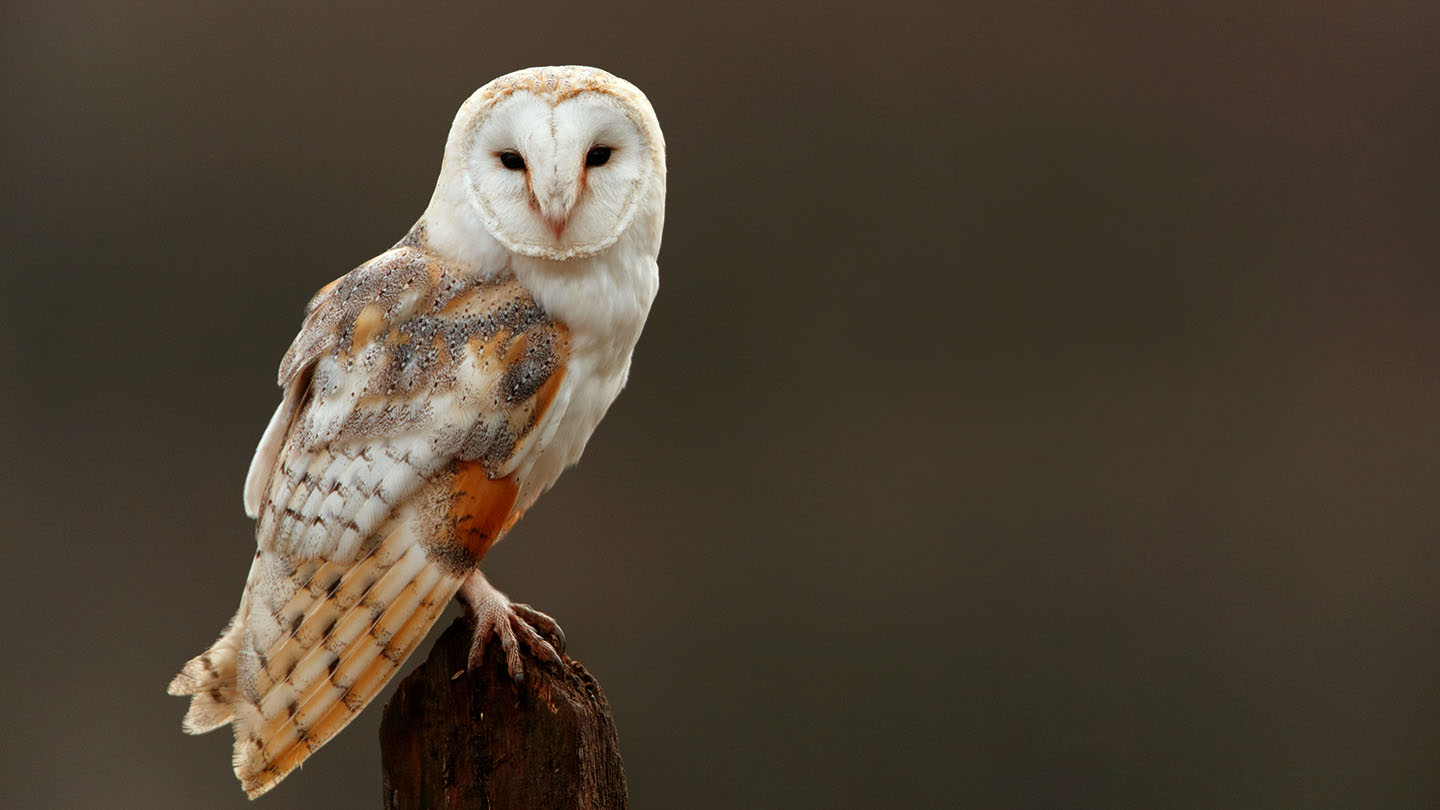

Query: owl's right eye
[498,151,526,171]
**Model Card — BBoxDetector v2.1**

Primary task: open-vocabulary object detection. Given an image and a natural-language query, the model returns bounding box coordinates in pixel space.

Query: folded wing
[170,245,570,797]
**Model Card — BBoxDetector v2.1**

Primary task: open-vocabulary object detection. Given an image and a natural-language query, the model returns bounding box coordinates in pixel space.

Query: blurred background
[3,1,1438,807]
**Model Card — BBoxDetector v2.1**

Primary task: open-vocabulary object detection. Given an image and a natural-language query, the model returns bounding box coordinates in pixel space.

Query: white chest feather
[505,223,660,508]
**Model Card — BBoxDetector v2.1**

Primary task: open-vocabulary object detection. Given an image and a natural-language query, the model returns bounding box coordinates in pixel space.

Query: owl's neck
[511,233,658,362]
[413,172,512,278]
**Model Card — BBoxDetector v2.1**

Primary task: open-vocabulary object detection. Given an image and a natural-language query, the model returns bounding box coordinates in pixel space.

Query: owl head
[428,66,666,263]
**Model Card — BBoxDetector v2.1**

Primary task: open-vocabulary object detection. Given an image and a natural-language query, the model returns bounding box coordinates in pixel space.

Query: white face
[460,91,658,261]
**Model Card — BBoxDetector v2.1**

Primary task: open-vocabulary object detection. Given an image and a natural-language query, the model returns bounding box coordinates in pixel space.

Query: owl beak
[535,188,575,240]
[543,211,568,240]
[533,167,580,241]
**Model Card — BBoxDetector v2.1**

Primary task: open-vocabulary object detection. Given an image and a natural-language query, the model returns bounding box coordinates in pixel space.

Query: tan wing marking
[348,303,388,351]
[450,462,520,562]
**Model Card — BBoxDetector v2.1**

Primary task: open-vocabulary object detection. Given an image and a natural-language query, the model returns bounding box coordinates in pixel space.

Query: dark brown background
[3,1,1438,808]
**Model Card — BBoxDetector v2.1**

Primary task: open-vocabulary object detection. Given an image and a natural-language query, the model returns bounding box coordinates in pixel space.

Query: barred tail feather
[169,602,249,734]
[238,570,459,797]
[171,482,479,797]
[226,521,465,798]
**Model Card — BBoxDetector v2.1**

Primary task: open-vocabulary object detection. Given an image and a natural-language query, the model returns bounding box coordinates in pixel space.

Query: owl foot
[459,570,566,683]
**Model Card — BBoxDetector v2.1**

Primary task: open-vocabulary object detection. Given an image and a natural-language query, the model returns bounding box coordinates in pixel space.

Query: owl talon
[511,602,566,655]
[460,572,565,681]
[510,608,566,670]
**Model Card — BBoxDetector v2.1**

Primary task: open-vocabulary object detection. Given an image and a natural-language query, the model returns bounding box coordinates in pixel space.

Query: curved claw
[510,612,566,670]
[511,602,567,655]
[460,572,566,683]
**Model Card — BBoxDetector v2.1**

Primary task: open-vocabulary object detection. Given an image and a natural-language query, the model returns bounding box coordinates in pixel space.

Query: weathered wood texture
[380,616,629,810]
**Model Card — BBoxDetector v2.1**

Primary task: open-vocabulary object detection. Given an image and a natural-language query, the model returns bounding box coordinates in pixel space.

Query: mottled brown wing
[253,245,569,562]
[171,245,571,797]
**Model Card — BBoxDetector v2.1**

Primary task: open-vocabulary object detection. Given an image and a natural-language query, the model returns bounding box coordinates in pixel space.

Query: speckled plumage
[169,66,665,798]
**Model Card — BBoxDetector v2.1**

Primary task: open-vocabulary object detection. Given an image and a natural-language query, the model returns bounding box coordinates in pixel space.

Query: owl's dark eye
[498,151,526,171]
[585,146,612,167]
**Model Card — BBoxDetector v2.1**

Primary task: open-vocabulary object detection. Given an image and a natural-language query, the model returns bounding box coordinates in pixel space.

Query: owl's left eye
[585,146,612,167]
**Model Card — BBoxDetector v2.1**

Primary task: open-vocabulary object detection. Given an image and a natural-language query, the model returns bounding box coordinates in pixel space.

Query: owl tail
[168,611,246,734]
[227,528,466,798]
[169,512,470,797]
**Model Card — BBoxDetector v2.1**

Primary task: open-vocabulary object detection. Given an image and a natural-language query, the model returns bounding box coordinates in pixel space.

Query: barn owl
[167,66,665,798]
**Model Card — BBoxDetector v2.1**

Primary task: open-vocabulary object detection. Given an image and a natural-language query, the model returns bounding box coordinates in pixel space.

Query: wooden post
[380,616,629,810]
